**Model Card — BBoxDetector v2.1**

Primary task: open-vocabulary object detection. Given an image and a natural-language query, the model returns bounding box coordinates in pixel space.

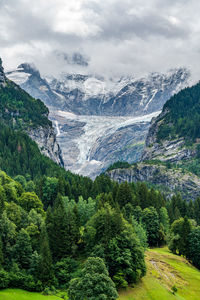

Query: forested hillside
[157,82,200,143]
[0,79,51,130]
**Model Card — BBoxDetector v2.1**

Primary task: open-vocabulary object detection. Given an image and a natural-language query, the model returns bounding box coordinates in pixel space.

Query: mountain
[0,58,6,86]
[0,59,63,168]
[6,63,190,178]
[6,63,59,108]
[7,65,190,116]
[107,82,200,200]
[142,82,200,162]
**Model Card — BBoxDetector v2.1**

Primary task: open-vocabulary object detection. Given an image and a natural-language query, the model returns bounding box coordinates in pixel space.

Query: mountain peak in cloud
[17,63,40,76]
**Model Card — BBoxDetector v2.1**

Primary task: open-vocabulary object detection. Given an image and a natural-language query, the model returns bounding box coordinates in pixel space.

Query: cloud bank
[0,0,200,80]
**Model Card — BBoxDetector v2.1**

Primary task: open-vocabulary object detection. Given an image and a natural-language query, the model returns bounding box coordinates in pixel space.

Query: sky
[0,0,200,80]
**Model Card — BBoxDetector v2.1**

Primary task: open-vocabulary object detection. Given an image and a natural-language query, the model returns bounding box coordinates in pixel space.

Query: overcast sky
[0,0,200,80]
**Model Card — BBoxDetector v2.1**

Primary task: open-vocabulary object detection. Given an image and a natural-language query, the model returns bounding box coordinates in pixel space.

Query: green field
[119,247,200,300]
[1,248,200,300]
[0,289,68,300]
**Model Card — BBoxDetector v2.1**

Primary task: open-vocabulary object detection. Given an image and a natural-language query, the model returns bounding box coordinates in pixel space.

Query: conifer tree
[14,228,32,269]
[38,225,53,286]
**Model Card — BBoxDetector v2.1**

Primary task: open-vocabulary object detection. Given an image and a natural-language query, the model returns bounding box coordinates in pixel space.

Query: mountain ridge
[107,81,200,199]
[6,63,190,177]
[0,58,64,167]
[7,63,190,116]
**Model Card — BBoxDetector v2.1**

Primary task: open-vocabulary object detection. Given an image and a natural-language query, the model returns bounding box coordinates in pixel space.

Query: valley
[50,110,159,177]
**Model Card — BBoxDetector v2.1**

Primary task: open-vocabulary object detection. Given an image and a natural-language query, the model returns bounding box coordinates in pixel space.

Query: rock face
[45,68,190,116]
[89,123,149,164]
[7,65,190,116]
[0,58,6,86]
[106,98,199,199]
[107,163,200,200]
[27,125,64,167]
[1,58,64,167]
[6,63,59,107]
[141,109,196,163]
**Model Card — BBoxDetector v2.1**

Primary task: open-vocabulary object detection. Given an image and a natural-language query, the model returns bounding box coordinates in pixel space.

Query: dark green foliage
[0,269,10,288]
[54,258,79,289]
[0,80,50,129]
[84,205,146,287]
[46,197,80,260]
[18,192,44,214]
[157,82,200,143]
[159,207,170,234]
[187,227,200,268]
[85,204,124,247]
[115,182,133,208]
[0,122,65,179]
[141,207,160,246]
[13,229,32,269]
[107,161,131,172]
[68,257,118,300]
[105,225,146,286]
[38,226,53,287]
[132,218,148,249]
[168,216,192,256]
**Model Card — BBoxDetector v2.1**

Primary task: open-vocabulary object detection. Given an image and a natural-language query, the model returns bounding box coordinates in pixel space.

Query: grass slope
[0,289,67,300]
[119,247,200,300]
[1,248,200,300]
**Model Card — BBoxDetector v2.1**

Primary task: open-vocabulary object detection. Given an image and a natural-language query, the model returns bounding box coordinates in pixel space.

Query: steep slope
[6,63,59,108]
[7,65,190,116]
[107,82,200,199]
[0,58,6,86]
[142,82,200,162]
[0,59,63,166]
[6,63,190,177]
[119,247,200,300]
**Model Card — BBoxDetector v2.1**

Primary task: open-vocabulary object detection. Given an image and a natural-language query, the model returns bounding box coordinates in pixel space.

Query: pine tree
[115,182,133,208]
[38,225,53,286]
[14,228,32,269]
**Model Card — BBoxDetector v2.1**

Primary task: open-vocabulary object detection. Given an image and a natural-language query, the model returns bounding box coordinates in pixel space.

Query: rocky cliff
[0,58,64,167]
[107,82,200,199]
[107,163,200,200]
[0,58,6,86]
[141,109,196,163]
[27,125,64,167]
[7,64,190,116]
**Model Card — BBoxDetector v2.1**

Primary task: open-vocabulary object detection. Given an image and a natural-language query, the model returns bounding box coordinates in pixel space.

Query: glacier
[49,110,160,178]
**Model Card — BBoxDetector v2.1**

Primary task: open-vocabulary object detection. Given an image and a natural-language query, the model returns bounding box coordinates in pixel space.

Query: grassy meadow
[1,247,200,300]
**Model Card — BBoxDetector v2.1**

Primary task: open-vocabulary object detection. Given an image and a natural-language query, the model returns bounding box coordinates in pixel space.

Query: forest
[157,82,200,143]
[1,165,200,299]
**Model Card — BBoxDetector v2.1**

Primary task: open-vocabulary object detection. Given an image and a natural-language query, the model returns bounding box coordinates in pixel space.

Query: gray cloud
[0,0,200,81]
